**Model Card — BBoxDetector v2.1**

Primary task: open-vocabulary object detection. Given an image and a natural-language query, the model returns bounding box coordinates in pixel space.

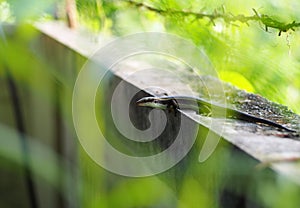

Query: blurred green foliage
[76,0,114,33]
[3,0,55,21]
[1,1,300,208]
[105,0,300,114]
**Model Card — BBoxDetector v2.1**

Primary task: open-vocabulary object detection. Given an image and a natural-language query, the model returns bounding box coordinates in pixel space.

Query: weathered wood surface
[113,61,300,185]
[35,21,300,185]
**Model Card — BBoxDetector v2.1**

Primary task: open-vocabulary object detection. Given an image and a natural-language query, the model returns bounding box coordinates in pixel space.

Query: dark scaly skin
[136,95,296,132]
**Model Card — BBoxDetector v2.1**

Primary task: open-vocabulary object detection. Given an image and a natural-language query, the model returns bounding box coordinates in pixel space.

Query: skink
[136,95,296,133]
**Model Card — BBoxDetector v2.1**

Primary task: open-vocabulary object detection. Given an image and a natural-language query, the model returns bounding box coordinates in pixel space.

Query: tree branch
[125,0,300,36]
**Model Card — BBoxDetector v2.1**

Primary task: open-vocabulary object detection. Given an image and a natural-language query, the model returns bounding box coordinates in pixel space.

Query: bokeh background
[1,0,300,207]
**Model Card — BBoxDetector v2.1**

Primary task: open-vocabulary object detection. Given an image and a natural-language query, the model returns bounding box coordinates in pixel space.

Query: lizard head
[136,97,168,110]
[136,96,179,111]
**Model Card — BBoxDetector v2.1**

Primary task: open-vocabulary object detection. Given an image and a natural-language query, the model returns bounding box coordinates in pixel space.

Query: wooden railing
[1,21,300,207]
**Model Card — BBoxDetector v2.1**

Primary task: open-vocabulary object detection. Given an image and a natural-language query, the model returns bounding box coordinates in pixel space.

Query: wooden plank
[114,60,300,185]
[35,21,300,186]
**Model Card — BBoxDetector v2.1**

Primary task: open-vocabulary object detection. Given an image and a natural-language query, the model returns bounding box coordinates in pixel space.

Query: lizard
[136,95,296,133]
